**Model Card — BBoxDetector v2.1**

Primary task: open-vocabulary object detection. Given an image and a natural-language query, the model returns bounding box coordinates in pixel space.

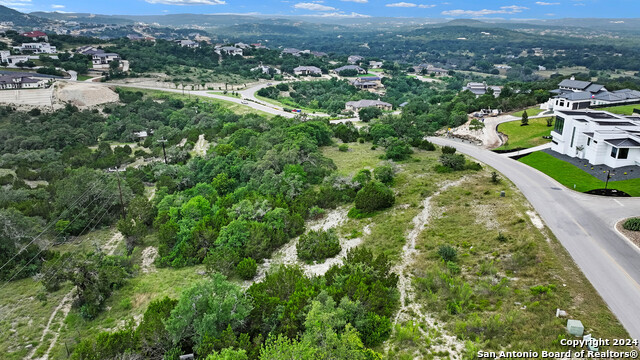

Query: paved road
[429,136,640,341]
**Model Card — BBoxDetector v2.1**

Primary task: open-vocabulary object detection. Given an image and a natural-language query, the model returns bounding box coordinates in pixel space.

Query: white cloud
[418,4,436,8]
[51,4,65,8]
[341,0,368,3]
[536,1,560,5]
[294,2,336,11]
[144,0,225,5]
[386,2,417,7]
[0,0,32,7]
[310,11,371,17]
[442,5,528,17]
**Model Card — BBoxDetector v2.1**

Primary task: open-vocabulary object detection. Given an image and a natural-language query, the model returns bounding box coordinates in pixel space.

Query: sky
[1,0,635,19]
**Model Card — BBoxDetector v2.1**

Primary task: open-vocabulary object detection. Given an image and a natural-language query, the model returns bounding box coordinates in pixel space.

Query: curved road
[429,136,640,340]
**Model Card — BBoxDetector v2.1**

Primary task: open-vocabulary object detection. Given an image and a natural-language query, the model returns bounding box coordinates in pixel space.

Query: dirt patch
[472,203,499,230]
[141,247,158,274]
[526,210,545,230]
[102,232,123,256]
[193,134,211,157]
[28,291,74,360]
[616,219,640,249]
[55,82,119,108]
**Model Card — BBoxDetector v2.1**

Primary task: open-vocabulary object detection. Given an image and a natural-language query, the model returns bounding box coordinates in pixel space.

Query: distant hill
[30,11,134,25]
[0,5,49,27]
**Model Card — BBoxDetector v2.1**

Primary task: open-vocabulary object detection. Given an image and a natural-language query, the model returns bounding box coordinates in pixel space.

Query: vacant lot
[519,151,640,196]
[495,117,554,151]
[600,104,640,115]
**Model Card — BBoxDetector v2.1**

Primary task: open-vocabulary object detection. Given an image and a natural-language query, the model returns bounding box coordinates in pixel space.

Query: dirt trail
[31,231,125,360]
[193,134,210,157]
[388,178,468,359]
[251,207,356,285]
[141,247,158,273]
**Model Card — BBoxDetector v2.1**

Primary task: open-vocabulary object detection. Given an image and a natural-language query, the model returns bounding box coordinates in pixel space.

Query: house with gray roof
[0,74,47,90]
[551,109,640,168]
[332,65,366,75]
[345,99,392,112]
[544,76,640,111]
[293,66,322,76]
[463,82,502,98]
[347,55,364,64]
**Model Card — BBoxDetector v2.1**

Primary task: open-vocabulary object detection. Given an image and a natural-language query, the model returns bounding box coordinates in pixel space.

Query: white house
[543,77,640,111]
[0,51,30,66]
[293,66,322,76]
[216,46,243,56]
[347,55,364,64]
[351,76,382,90]
[0,74,47,90]
[13,43,57,54]
[251,64,281,75]
[463,82,502,98]
[176,40,199,48]
[345,99,392,112]
[551,109,640,168]
[332,65,366,75]
[92,53,121,67]
[369,61,383,69]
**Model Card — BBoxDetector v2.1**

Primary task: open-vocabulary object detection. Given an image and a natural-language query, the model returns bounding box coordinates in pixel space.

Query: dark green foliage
[71,323,139,360]
[384,138,413,161]
[354,181,395,213]
[438,244,458,262]
[297,229,341,262]
[137,297,178,360]
[491,171,500,184]
[236,257,258,280]
[496,232,508,242]
[352,169,372,190]
[373,165,394,184]
[521,110,529,126]
[332,122,359,143]
[441,145,457,154]
[338,144,349,152]
[439,153,466,171]
[414,139,436,151]
[623,218,640,231]
[359,107,383,122]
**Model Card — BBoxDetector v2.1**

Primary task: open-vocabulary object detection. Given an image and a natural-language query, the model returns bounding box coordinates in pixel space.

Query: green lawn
[77,75,93,81]
[600,104,640,116]
[519,151,640,196]
[494,117,554,150]
[512,107,546,117]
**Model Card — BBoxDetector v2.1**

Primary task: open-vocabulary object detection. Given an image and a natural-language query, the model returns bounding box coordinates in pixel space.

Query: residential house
[332,65,366,75]
[347,55,364,64]
[538,65,547,71]
[345,99,392,112]
[351,76,382,90]
[463,82,502,98]
[0,74,47,90]
[369,61,383,69]
[543,76,640,111]
[217,47,243,56]
[282,48,302,57]
[551,109,640,168]
[92,53,121,67]
[0,51,30,66]
[311,51,328,57]
[251,64,281,75]
[176,40,199,48]
[293,66,322,76]
[234,42,250,49]
[413,64,448,76]
[21,31,48,42]
[13,43,57,54]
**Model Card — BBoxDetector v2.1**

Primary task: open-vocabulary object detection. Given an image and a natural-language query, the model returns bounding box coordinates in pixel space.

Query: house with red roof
[21,31,48,42]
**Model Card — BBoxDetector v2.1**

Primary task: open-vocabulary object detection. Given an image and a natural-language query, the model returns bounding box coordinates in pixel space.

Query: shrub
[308,206,326,220]
[417,139,436,151]
[374,165,394,184]
[441,145,457,154]
[623,218,640,231]
[236,257,257,280]
[358,137,365,144]
[490,172,500,184]
[465,161,482,171]
[297,229,342,262]
[338,144,349,152]
[352,169,372,189]
[439,154,466,171]
[354,181,395,213]
[495,232,508,242]
[385,139,413,161]
[438,244,457,262]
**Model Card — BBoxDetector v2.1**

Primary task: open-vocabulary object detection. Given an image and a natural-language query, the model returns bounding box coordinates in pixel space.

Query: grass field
[123,87,274,117]
[512,107,546,117]
[600,104,640,116]
[494,117,554,150]
[76,75,93,81]
[254,94,326,114]
[519,151,640,196]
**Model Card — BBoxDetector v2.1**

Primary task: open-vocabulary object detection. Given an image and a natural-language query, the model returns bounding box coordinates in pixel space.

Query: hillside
[0,5,49,27]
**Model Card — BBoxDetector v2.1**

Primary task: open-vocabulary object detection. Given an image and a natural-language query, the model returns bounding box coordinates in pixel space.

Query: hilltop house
[332,65,366,75]
[463,82,502,98]
[311,51,327,57]
[21,31,48,42]
[176,40,199,48]
[92,53,121,67]
[351,76,382,90]
[348,55,364,64]
[551,110,640,168]
[282,48,302,57]
[414,64,448,76]
[369,61,383,69]
[543,77,640,111]
[0,51,29,66]
[0,74,48,90]
[252,64,281,75]
[293,66,322,76]
[13,43,56,54]
[345,99,392,112]
[216,46,243,56]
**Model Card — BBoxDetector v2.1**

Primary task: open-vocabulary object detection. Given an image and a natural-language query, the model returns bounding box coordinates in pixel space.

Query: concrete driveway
[429,136,640,341]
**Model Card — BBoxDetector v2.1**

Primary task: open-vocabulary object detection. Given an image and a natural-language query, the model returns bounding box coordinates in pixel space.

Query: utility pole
[158,138,168,164]
[115,169,126,219]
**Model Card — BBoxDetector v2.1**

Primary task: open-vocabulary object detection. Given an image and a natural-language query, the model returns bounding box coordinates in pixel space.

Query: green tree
[354,181,395,213]
[358,107,383,123]
[521,110,529,126]
[137,297,178,360]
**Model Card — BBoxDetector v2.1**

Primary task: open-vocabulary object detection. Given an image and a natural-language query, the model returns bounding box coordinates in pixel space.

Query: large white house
[0,74,48,90]
[293,66,322,76]
[551,109,640,168]
[543,77,640,111]
[13,43,57,54]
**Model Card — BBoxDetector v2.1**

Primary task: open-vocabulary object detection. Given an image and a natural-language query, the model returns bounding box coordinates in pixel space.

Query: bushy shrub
[438,244,457,262]
[338,144,349,152]
[236,257,257,280]
[623,218,640,231]
[352,169,371,189]
[496,232,508,242]
[354,181,395,213]
[490,172,500,184]
[465,161,482,171]
[308,206,326,220]
[374,165,394,184]
[441,145,457,154]
[297,229,341,262]
[385,139,413,161]
[439,153,466,171]
[416,139,436,151]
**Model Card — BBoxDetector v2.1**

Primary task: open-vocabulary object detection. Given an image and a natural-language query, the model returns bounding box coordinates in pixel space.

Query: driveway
[429,136,640,341]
